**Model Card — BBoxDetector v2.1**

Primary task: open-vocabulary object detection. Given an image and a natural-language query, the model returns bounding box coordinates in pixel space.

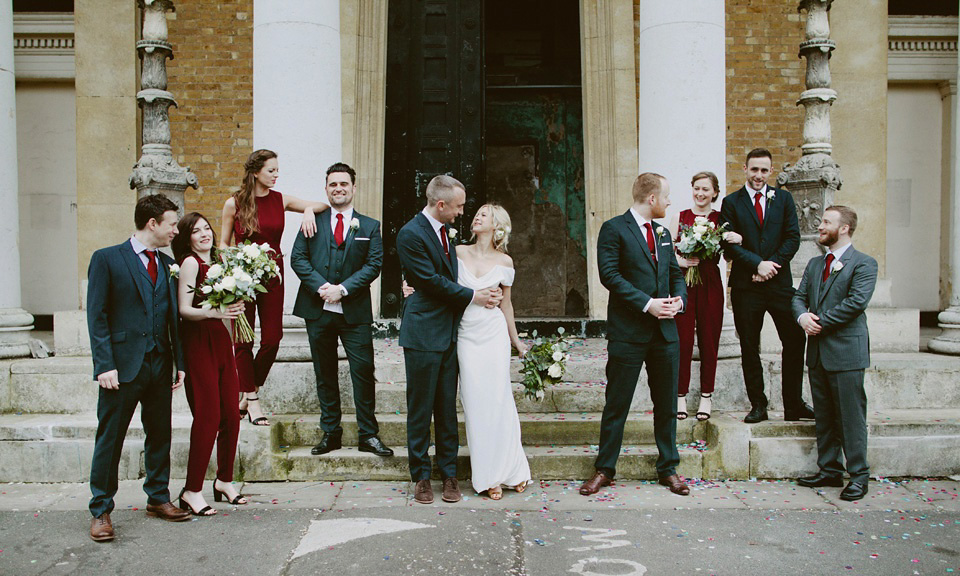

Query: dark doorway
[381,0,585,318]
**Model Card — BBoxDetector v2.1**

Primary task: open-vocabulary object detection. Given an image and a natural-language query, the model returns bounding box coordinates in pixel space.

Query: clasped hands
[647,296,683,319]
[798,312,822,336]
[401,280,501,309]
[96,369,184,391]
[751,260,780,283]
[318,282,345,303]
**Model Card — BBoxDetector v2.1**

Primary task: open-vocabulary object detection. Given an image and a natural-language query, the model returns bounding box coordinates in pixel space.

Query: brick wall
[166,0,253,235]
[724,0,806,193]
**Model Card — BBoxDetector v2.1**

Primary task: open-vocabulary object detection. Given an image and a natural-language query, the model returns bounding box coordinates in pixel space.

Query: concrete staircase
[1,339,959,482]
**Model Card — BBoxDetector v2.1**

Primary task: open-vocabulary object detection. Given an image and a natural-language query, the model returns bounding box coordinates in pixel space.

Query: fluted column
[0,0,34,358]
[928,22,960,355]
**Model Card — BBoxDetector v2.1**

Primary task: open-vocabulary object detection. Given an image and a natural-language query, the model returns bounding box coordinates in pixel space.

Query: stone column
[254,1,341,358]
[635,1,737,359]
[0,0,34,358]
[129,0,198,211]
[928,26,960,355]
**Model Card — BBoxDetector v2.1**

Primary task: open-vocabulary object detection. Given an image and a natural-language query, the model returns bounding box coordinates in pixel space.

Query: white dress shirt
[628,207,671,314]
[323,207,355,315]
[746,183,768,220]
[130,236,155,269]
[421,207,477,303]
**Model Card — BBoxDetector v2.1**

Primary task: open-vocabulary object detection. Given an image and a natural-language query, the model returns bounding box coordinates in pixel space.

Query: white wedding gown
[457,259,532,493]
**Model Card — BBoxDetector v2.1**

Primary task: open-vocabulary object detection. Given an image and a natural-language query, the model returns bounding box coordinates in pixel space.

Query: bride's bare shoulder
[496,252,514,269]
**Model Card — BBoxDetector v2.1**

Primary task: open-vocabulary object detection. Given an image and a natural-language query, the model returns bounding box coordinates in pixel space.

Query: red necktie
[440,227,450,257]
[754,192,764,227]
[822,253,834,282]
[334,213,344,246]
[644,223,657,264]
[145,250,158,284]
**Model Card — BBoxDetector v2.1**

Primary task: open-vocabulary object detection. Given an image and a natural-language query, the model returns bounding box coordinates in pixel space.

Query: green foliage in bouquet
[519,328,569,401]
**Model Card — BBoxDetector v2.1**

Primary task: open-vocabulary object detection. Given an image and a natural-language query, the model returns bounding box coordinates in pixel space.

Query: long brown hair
[172,212,218,264]
[234,149,277,235]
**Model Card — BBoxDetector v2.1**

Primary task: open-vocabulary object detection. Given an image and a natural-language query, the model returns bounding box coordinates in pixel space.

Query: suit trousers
[183,320,241,492]
[235,273,284,393]
[596,337,680,479]
[404,344,460,481]
[89,349,173,517]
[731,288,806,411]
[676,280,724,396]
[809,359,869,483]
[306,313,379,440]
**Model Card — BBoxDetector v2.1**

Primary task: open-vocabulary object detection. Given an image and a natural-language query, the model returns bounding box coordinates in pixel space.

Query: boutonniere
[448,228,458,241]
[168,264,179,279]
[655,226,667,238]
[831,260,844,273]
[349,217,360,231]
[766,190,776,201]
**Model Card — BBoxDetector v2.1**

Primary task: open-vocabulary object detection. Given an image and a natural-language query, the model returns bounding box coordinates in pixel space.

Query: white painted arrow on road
[291,517,435,559]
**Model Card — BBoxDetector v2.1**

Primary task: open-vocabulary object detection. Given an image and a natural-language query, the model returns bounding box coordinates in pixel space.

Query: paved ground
[1,478,957,575]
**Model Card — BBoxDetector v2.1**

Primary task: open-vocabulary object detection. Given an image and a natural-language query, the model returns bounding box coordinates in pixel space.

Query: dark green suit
[291,209,383,440]
[792,245,877,483]
[595,210,687,478]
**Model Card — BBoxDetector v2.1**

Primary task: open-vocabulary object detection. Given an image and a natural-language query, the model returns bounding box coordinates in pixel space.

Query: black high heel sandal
[213,480,248,505]
[178,488,216,516]
[696,393,713,421]
[244,396,270,426]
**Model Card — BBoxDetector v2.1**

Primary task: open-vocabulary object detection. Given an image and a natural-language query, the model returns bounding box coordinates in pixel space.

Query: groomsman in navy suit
[291,162,393,458]
[396,175,502,505]
[86,194,190,542]
[793,206,877,501]
[720,148,815,423]
[580,173,690,497]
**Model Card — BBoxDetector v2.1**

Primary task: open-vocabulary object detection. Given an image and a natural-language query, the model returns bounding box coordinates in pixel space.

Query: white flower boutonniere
[766,190,776,201]
[655,226,667,238]
[168,264,179,279]
[448,228,457,241]
[349,217,360,231]
[832,260,844,273]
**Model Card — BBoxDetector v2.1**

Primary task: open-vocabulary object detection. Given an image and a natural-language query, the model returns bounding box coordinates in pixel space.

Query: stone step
[6,351,960,414]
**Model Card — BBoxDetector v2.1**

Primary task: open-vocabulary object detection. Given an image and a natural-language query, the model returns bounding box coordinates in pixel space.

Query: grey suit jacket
[791,246,878,372]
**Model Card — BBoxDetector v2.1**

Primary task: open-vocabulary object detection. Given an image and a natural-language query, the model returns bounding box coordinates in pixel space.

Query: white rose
[206,264,223,279]
[220,276,237,291]
[547,363,563,379]
[242,244,261,258]
[168,264,179,278]
[552,350,564,362]
[350,217,361,231]
[213,281,223,292]
[201,285,213,294]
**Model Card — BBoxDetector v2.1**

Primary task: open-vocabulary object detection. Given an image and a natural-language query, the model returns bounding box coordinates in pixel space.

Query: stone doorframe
[342,0,638,320]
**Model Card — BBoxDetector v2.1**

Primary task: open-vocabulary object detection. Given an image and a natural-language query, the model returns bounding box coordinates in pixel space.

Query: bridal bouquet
[519,328,569,401]
[196,241,281,343]
[674,216,729,286]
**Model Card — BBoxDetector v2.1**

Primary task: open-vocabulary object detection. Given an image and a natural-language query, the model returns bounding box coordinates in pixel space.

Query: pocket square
[354,237,370,241]
[660,242,670,246]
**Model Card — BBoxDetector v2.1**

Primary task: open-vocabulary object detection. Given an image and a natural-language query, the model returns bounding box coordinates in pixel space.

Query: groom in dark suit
[720,148,814,423]
[396,174,502,504]
[291,162,393,458]
[793,206,877,501]
[580,173,690,497]
[86,193,190,542]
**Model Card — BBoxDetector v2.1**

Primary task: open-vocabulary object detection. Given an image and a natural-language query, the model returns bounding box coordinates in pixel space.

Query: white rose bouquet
[195,240,281,343]
[674,216,729,286]
[519,328,569,401]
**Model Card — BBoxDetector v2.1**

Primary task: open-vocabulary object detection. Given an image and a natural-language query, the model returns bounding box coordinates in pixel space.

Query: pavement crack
[509,511,527,575]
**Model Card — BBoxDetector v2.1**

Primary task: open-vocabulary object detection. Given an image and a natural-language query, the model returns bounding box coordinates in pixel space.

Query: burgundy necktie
[145,250,158,285]
[334,213,344,246]
[644,223,657,264]
[440,227,450,257]
[822,253,834,282]
[754,192,764,227]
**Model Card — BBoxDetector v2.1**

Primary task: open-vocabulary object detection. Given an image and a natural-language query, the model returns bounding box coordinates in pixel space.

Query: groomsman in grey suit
[792,205,878,501]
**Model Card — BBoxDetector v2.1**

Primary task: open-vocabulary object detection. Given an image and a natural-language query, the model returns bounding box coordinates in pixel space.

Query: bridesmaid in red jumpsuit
[669,171,742,421]
[173,212,247,515]
[220,149,328,426]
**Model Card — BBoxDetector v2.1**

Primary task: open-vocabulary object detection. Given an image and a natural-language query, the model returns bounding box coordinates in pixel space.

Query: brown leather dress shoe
[579,471,612,495]
[441,477,462,503]
[90,513,115,542]
[659,474,691,496]
[413,479,434,504]
[145,501,191,522]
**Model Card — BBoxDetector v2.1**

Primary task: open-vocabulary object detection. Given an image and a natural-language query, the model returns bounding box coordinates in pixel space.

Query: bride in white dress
[402,204,532,499]
[455,204,532,500]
